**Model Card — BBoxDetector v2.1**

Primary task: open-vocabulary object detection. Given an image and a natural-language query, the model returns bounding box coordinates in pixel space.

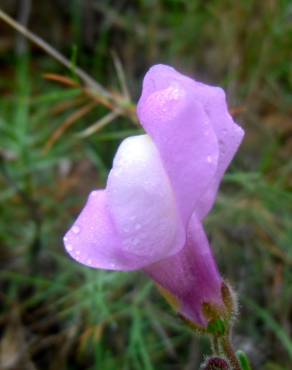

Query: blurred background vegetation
[0,1,291,369]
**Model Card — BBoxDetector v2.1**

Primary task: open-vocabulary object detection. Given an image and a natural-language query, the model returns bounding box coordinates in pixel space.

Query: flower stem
[221,336,242,370]
[211,335,221,355]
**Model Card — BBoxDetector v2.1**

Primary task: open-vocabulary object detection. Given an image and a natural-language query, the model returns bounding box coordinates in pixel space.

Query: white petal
[106,135,185,260]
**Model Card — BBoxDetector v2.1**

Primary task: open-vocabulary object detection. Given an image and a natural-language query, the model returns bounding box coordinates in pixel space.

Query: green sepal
[207,319,227,336]
[236,350,253,370]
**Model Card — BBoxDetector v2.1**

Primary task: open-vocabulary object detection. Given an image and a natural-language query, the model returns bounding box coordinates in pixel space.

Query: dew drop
[66,244,73,251]
[76,250,80,256]
[172,88,180,100]
[113,168,122,176]
[207,155,213,163]
[87,258,92,265]
[72,225,80,234]
[64,236,68,242]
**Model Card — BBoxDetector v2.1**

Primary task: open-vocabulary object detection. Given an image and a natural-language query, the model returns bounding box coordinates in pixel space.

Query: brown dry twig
[44,102,96,152]
[0,9,108,96]
[0,7,138,146]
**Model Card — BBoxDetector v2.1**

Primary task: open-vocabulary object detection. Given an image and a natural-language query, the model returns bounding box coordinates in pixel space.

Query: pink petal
[107,135,185,261]
[64,135,186,270]
[145,214,223,326]
[64,190,146,271]
[137,64,244,219]
[137,66,219,225]
[189,82,244,218]
[192,85,244,179]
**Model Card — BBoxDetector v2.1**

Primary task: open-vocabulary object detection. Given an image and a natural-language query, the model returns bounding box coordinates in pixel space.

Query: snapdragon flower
[63,64,244,327]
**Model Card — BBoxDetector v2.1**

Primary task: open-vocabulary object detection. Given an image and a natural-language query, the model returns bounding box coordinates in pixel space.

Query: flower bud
[201,356,230,370]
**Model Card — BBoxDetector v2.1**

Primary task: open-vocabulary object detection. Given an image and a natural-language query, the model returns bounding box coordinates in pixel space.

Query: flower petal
[64,190,146,271]
[144,214,223,326]
[137,65,219,225]
[107,135,185,262]
[137,64,244,219]
[189,83,244,218]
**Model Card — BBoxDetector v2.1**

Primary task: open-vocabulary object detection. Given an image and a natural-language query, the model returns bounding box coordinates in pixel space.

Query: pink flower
[63,65,244,326]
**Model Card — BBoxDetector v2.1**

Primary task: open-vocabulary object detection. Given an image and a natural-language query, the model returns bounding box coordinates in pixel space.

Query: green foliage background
[0,1,291,369]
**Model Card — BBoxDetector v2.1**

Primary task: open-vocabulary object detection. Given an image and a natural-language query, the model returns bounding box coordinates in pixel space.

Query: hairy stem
[211,335,221,355]
[221,336,242,370]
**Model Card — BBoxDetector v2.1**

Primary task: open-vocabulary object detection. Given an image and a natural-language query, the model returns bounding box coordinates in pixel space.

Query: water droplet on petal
[207,155,213,163]
[66,244,73,251]
[72,225,80,234]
